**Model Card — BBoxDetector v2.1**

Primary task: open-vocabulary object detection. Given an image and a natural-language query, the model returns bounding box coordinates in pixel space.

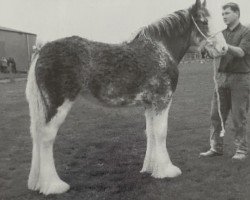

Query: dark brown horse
[26,0,227,195]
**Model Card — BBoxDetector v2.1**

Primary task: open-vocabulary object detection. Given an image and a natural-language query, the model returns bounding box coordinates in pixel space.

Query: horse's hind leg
[140,108,155,173]
[26,54,42,191]
[38,100,73,195]
[28,118,41,191]
[28,119,40,190]
[150,100,182,178]
[26,54,74,194]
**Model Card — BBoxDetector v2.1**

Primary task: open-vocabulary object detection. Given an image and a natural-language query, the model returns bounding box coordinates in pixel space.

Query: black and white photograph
[0,0,250,199]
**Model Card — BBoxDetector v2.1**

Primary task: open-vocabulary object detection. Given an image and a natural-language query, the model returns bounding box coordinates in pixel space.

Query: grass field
[0,61,250,200]
[0,72,26,80]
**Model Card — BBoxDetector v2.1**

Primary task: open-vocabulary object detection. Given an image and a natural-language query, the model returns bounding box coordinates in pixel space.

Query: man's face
[222,7,239,26]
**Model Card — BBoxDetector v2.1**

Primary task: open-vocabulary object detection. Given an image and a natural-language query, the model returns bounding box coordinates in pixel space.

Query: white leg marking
[28,139,40,190]
[140,109,155,173]
[26,54,44,191]
[150,100,182,178]
[38,100,73,195]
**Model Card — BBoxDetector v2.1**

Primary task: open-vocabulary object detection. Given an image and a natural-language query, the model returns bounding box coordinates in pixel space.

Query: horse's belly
[81,89,143,107]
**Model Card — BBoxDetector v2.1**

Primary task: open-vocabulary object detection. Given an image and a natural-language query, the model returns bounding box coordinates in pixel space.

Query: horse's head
[190,0,228,57]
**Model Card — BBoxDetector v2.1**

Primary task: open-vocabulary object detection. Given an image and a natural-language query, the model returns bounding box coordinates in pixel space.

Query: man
[7,57,17,73]
[200,2,250,160]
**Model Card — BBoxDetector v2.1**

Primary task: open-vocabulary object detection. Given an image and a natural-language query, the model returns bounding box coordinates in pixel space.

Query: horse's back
[86,39,177,107]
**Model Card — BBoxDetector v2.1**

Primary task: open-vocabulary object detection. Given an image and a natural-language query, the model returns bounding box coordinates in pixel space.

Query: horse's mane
[133,9,191,41]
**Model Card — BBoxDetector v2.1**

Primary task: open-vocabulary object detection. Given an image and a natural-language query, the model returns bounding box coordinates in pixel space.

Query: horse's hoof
[39,179,70,195]
[140,168,152,174]
[28,176,40,191]
[152,164,182,178]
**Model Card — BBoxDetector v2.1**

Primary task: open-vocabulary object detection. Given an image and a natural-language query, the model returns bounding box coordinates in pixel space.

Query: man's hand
[202,39,228,58]
[203,47,223,59]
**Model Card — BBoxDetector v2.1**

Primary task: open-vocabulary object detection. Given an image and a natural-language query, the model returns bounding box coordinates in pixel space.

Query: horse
[25,0,227,195]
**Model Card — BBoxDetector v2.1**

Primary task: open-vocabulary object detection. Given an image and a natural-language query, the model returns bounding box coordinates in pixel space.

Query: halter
[191,16,222,41]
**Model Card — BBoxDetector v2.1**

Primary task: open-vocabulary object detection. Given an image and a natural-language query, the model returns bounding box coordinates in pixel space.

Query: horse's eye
[202,20,208,26]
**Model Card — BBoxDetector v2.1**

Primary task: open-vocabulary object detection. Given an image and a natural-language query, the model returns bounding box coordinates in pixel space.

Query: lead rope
[213,58,225,137]
[191,16,226,137]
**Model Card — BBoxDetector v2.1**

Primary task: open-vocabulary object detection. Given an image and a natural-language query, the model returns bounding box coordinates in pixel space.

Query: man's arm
[228,28,250,58]
[227,44,245,58]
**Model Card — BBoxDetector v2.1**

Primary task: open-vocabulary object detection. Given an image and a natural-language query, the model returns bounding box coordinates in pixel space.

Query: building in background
[0,26,36,72]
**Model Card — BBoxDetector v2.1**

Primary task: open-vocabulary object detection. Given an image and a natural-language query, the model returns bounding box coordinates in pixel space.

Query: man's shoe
[199,150,223,157]
[232,153,247,161]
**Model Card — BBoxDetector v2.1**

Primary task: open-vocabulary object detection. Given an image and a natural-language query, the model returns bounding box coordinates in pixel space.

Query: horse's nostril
[222,47,226,51]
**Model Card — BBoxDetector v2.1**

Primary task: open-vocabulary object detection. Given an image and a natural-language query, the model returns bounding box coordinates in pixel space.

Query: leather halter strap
[191,16,222,41]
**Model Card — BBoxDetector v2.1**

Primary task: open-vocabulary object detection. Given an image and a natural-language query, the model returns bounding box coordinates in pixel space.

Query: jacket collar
[227,22,241,32]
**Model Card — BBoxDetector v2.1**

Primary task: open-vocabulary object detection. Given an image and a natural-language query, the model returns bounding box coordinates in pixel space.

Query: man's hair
[222,2,240,17]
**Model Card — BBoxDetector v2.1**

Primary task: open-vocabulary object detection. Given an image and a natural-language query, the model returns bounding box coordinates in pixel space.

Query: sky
[0,0,249,44]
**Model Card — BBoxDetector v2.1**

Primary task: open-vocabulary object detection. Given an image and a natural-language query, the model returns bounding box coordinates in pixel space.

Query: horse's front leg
[150,100,181,178]
[140,108,155,173]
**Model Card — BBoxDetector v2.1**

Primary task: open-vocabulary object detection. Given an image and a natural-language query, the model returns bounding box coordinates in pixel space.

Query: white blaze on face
[206,0,225,34]
[206,0,228,56]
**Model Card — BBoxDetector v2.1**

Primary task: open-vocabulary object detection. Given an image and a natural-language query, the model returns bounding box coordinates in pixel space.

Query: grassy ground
[0,72,26,80]
[0,61,250,200]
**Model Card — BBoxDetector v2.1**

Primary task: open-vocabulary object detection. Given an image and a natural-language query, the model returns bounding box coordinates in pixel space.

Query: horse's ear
[195,0,202,9]
[202,0,207,7]
[190,0,201,15]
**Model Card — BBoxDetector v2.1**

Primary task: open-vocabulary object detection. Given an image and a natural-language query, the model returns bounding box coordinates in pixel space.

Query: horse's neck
[162,31,192,64]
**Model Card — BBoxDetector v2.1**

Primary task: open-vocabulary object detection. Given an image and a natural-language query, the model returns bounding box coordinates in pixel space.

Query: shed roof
[0,26,36,36]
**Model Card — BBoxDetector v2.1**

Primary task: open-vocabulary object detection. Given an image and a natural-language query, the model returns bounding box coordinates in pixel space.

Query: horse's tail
[25,53,46,137]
